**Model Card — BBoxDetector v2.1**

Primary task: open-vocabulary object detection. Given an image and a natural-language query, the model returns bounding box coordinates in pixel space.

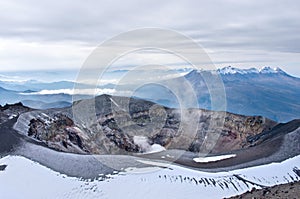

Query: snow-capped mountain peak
[259,66,285,74]
[217,66,259,75]
[217,66,286,75]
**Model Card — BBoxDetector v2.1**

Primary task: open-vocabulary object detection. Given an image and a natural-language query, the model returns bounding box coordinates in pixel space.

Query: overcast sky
[0,0,300,76]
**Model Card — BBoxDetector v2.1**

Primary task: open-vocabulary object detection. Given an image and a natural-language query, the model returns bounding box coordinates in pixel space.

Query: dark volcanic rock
[247,119,300,146]
[227,181,300,199]
[0,102,31,125]
[0,164,7,171]
[27,113,90,154]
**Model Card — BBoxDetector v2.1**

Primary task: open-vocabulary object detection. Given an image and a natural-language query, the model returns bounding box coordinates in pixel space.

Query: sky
[0,0,300,77]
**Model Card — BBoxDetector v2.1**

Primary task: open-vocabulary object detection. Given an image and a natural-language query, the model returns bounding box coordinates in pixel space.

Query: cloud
[0,0,300,76]
[21,88,116,95]
[0,38,91,71]
[1,0,300,47]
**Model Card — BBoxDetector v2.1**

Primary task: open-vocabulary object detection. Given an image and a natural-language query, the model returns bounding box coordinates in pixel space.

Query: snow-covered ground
[0,155,299,199]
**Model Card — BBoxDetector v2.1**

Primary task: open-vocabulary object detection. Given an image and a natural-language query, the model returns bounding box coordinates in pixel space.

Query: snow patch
[146,144,166,154]
[259,66,284,74]
[136,159,170,168]
[109,97,119,107]
[217,66,258,75]
[8,114,17,120]
[216,66,285,75]
[193,154,236,163]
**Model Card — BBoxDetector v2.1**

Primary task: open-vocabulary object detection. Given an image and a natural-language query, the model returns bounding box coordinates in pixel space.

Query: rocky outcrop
[0,102,31,125]
[27,113,90,154]
[227,180,300,199]
[247,119,300,146]
[0,164,7,171]
[204,114,277,153]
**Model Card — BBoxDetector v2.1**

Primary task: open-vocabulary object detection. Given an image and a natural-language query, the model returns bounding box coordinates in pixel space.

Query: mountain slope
[0,80,89,92]
[0,85,92,110]
[187,67,300,122]
[134,66,300,122]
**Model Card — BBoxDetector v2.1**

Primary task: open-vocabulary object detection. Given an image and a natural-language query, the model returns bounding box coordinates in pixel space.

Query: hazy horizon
[0,65,299,84]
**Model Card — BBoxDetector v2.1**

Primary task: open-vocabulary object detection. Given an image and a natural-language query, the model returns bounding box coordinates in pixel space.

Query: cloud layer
[0,0,300,76]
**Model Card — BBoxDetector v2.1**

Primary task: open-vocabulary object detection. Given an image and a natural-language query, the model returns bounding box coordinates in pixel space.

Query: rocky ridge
[227,180,300,199]
[0,102,31,125]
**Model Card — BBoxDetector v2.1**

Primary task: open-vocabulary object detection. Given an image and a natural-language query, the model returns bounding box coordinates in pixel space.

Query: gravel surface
[227,181,300,199]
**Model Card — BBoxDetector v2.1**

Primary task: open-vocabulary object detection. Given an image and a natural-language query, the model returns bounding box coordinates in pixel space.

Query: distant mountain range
[0,80,89,92]
[0,85,85,109]
[0,66,299,122]
[216,66,285,75]
[134,66,300,122]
